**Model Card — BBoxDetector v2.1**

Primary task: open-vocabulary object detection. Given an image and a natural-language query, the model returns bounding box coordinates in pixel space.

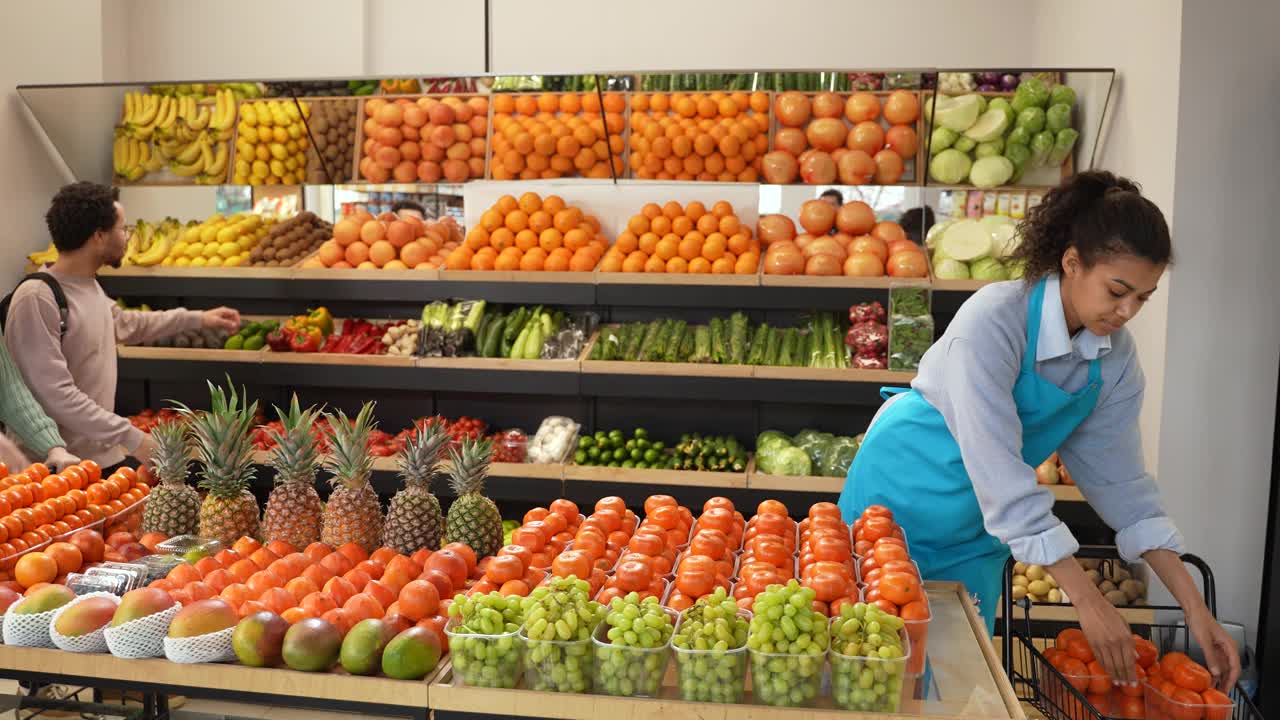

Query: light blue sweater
[899,274,1183,566]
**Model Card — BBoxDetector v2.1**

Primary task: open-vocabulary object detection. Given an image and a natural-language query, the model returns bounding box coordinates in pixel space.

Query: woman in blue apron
[839,171,1239,691]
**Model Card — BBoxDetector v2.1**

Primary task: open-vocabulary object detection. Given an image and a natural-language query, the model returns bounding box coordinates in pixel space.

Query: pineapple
[261,395,324,549]
[174,380,261,546]
[444,437,502,558]
[383,421,450,554]
[139,418,199,537]
[321,402,383,552]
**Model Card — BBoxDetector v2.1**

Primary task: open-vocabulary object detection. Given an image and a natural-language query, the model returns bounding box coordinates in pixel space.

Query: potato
[1045,574,1058,589]
[1103,564,1131,583]
[1012,574,1029,588]
[1120,579,1146,601]
[1028,580,1051,597]
[1012,585,1027,600]
[1084,569,1102,586]
[1105,590,1130,606]
[1047,589,1062,603]
[1013,561,1028,576]
[1025,565,1046,581]
[1098,580,1117,595]
[1078,558,1102,571]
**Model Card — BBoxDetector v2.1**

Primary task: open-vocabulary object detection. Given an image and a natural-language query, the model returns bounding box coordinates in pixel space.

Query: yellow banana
[200,142,229,182]
[184,96,197,125]
[188,104,210,130]
[134,139,151,173]
[145,142,164,172]
[134,230,172,266]
[214,127,233,142]
[170,137,209,177]
[112,136,127,175]
[132,94,158,127]
[121,92,135,125]
[173,135,204,164]
[158,96,177,130]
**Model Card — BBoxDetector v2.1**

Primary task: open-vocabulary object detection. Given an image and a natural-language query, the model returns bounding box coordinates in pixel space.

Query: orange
[643,256,666,273]
[544,251,571,272]
[518,252,545,271]
[621,253,646,273]
[518,191,542,214]
[527,210,553,234]
[666,257,689,273]
[553,208,583,233]
[15,552,57,588]
[688,257,712,274]
[735,252,760,274]
[677,236,703,261]
[563,228,590,251]
[711,257,735,274]
[542,195,566,214]
[569,252,597,272]
[600,254,625,273]
[504,209,530,233]
[703,234,727,260]
[654,237,679,261]
[538,228,564,251]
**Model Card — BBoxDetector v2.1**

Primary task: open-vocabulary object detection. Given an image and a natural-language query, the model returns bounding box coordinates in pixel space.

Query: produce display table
[0,645,433,720]
[431,583,1023,720]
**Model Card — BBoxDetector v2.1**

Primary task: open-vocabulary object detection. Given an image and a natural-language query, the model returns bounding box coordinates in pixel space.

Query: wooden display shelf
[595,271,759,286]
[564,463,747,489]
[748,469,844,494]
[759,273,928,289]
[415,356,579,373]
[430,582,1023,720]
[998,602,1155,625]
[117,345,268,364]
[929,278,998,292]
[751,365,914,384]
[0,646,434,717]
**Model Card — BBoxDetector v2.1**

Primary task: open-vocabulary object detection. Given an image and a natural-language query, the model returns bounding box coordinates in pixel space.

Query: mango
[233,611,289,667]
[54,597,117,637]
[282,618,342,672]
[381,626,442,680]
[13,585,75,614]
[111,588,175,627]
[167,598,238,638]
[340,618,396,675]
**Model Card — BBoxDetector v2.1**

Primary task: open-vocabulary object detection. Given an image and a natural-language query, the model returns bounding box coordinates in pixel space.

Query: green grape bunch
[747,580,829,707]
[446,591,525,688]
[518,575,607,693]
[830,602,909,712]
[672,587,749,703]
[595,592,675,697]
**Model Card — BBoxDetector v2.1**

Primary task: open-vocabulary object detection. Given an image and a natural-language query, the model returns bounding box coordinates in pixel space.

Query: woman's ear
[1061,246,1081,277]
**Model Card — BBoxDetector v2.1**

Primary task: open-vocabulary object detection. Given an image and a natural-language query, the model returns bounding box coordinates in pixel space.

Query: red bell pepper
[289,326,323,353]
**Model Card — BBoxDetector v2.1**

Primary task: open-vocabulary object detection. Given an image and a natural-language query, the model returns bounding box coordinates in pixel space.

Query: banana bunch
[115,88,237,183]
[27,242,58,268]
[149,82,262,101]
[232,98,310,185]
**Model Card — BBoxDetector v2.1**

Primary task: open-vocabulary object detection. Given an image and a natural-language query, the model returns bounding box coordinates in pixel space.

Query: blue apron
[838,277,1101,633]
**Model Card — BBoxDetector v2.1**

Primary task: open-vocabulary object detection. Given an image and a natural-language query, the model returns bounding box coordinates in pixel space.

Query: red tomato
[483,555,524,584]
[887,250,928,278]
[614,560,652,592]
[551,550,591,580]
[1172,661,1212,692]
[879,571,921,606]
[1200,689,1232,720]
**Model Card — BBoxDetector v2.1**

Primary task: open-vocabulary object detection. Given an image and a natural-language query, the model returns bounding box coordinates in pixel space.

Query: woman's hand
[44,447,80,472]
[1185,603,1240,691]
[1049,556,1136,684]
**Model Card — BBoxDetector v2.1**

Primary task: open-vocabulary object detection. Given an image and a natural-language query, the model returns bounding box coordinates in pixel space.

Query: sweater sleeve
[112,304,202,346]
[0,332,65,455]
[4,289,145,454]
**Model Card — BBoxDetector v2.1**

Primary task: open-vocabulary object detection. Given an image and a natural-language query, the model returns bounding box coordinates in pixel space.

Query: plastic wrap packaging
[527,416,580,464]
[164,626,236,664]
[105,603,181,659]
[49,592,120,653]
[888,286,934,371]
[3,606,59,647]
[542,328,586,360]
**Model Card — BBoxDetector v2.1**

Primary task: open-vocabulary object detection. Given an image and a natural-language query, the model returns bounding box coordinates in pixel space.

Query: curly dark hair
[46,182,120,252]
[391,200,427,216]
[1010,170,1172,282]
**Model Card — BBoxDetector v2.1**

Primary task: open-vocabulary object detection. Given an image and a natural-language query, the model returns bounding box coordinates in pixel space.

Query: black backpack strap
[0,272,68,340]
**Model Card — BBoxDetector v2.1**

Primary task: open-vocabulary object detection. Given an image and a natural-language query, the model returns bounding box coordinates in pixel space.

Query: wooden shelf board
[564,463,747,489]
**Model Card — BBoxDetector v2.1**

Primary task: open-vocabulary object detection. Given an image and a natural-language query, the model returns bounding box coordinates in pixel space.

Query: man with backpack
[2,182,241,469]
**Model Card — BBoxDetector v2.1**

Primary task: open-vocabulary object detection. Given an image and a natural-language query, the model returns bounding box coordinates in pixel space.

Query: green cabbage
[933,257,970,279]
[935,94,982,132]
[987,97,1015,125]
[970,156,1015,188]
[953,136,977,153]
[929,149,972,184]
[1011,77,1050,113]
[771,446,812,476]
[930,127,958,155]
[1007,259,1026,279]
[820,436,862,477]
[1049,128,1079,166]
[1046,103,1072,132]
[1050,84,1076,108]
[970,257,1009,281]
[756,430,792,452]
[975,139,1004,158]
[1030,131,1055,167]
[1006,126,1032,147]
[1016,107,1046,134]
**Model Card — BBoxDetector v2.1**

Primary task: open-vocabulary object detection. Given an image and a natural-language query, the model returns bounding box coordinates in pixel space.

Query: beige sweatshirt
[4,268,202,466]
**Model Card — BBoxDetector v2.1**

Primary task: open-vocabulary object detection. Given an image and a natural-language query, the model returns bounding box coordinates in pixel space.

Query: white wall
[1157,0,1280,644]
[0,2,107,289]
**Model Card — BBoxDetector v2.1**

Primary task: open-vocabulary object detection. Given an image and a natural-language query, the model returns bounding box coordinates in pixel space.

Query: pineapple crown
[322,401,377,489]
[446,436,492,496]
[148,418,191,487]
[265,394,324,487]
[171,379,258,499]
[396,419,450,490]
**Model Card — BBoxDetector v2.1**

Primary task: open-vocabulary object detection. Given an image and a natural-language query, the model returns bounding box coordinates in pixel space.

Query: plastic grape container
[591,607,677,697]
[1145,679,1226,720]
[154,535,221,562]
[672,609,750,704]
[444,616,523,689]
[748,647,826,707]
[520,632,596,693]
[903,597,931,676]
[829,621,911,712]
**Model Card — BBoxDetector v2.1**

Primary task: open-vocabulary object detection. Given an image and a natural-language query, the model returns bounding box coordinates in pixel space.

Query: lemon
[287,123,302,140]
[272,126,289,144]
[206,256,223,267]
[285,139,299,155]
[160,257,174,266]
[284,104,301,121]
[296,136,308,151]
[198,225,218,244]
[236,237,255,251]
[251,160,269,178]
[235,140,254,159]
[254,144,270,162]
[190,256,208,267]
[267,143,286,161]
[284,157,298,172]
[171,241,189,257]
[281,172,298,185]
[240,105,258,126]
[269,159,286,177]
[202,243,220,258]
[175,257,191,267]
[217,242,239,258]
[233,173,249,184]
[238,124,257,144]
[185,242,204,258]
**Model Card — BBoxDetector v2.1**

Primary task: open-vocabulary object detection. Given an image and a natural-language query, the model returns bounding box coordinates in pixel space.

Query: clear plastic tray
[519,627,597,693]
[903,594,931,676]
[140,554,184,583]
[671,608,750,704]
[1144,679,1224,720]
[527,416,580,465]
[829,617,912,712]
[591,607,677,697]
[748,646,827,707]
[155,535,221,560]
[444,616,523,689]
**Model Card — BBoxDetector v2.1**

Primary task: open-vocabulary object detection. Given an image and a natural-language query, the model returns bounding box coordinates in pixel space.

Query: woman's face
[1060,247,1165,336]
